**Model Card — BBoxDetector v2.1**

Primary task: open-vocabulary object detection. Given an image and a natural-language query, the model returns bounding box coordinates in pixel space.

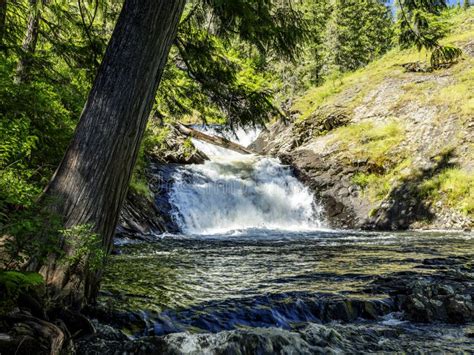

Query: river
[94,128,474,354]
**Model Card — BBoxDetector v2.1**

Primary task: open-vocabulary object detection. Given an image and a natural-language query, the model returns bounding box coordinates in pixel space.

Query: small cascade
[167,127,324,235]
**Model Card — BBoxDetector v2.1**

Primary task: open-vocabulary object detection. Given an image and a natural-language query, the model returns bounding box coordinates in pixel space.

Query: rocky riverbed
[73,231,474,354]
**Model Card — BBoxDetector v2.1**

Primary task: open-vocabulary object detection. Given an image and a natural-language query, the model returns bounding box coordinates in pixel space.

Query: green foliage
[129,123,173,199]
[420,168,474,216]
[0,58,82,222]
[0,270,43,295]
[296,6,474,121]
[182,138,195,158]
[129,139,152,199]
[62,224,106,273]
[153,0,311,129]
[1,204,62,270]
[351,159,414,202]
[129,178,152,199]
[170,26,279,128]
[272,0,394,100]
[431,65,474,118]
[143,124,172,153]
[0,271,44,315]
[332,121,406,172]
[327,0,394,73]
[193,0,310,61]
[397,0,462,68]
[352,172,373,189]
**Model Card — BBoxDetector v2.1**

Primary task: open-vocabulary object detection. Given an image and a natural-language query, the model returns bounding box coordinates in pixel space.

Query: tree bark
[14,0,40,83]
[0,0,6,51]
[40,0,186,307]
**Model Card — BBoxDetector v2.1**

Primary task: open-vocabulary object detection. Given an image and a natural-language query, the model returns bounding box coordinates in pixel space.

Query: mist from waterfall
[167,127,324,235]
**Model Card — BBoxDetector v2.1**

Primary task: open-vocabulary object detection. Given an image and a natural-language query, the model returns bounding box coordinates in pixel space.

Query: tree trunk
[14,0,40,83]
[0,0,6,51]
[40,0,186,307]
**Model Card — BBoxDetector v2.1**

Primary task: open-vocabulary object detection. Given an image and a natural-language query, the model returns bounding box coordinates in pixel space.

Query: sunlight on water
[102,127,474,353]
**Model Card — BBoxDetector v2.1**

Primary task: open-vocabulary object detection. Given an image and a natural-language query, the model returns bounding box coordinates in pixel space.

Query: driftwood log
[174,124,255,155]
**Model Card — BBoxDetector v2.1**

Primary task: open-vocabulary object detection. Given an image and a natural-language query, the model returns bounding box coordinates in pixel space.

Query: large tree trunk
[14,0,40,83]
[0,0,6,51]
[40,0,186,307]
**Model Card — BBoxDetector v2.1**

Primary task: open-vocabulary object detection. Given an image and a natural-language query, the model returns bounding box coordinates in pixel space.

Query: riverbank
[251,11,473,231]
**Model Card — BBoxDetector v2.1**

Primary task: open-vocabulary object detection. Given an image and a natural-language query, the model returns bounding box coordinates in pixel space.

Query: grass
[331,120,406,172]
[420,168,474,217]
[332,120,409,202]
[431,65,474,119]
[293,7,474,121]
[129,178,152,199]
[352,158,413,202]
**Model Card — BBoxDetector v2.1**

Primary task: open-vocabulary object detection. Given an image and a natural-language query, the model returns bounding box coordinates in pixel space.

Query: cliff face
[253,13,473,230]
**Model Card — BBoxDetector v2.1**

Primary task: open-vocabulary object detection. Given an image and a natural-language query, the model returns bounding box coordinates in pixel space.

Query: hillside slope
[254,9,473,230]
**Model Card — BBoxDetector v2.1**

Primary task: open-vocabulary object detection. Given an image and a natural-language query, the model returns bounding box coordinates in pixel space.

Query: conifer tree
[327,0,393,73]
[38,0,310,306]
[397,0,462,68]
[14,0,42,83]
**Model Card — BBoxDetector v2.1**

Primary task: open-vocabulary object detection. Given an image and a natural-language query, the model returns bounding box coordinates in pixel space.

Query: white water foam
[167,127,324,235]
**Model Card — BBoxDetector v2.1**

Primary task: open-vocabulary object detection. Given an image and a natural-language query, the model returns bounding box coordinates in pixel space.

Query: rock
[117,190,169,241]
[148,125,209,165]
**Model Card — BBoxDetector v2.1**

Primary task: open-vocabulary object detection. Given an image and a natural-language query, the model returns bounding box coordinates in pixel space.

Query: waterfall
[167,127,324,235]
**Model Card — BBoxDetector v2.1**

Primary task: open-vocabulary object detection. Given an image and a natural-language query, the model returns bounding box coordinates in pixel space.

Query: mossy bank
[253,9,474,230]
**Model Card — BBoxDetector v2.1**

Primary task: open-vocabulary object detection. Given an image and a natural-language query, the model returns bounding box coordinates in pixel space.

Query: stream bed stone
[77,230,474,354]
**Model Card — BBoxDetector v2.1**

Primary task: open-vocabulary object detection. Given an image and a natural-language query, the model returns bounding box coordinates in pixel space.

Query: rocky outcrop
[369,271,474,324]
[76,320,474,355]
[398,279,474,323]
[253,44,474,230]
[117,126,209,240]
[117,191,168,241]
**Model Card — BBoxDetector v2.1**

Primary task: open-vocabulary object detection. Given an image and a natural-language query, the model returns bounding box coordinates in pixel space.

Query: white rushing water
[168,127,324,235]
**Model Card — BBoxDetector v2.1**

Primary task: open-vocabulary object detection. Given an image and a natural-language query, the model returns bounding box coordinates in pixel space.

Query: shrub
[0,271,44,315]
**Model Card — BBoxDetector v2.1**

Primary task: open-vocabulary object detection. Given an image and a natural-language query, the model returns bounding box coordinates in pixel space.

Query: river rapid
[89,128,474,354]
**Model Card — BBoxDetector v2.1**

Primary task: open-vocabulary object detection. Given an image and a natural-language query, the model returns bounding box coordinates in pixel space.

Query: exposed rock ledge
[76,257,474,354]
[117,125,209,240]
[252,56,473,230]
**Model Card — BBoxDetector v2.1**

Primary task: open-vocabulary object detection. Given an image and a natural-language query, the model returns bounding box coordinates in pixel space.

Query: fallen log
[174,124,254,155]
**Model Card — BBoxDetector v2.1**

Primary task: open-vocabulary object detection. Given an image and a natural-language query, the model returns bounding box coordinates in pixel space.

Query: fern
[0,271,44,314]
[0,271,44,296]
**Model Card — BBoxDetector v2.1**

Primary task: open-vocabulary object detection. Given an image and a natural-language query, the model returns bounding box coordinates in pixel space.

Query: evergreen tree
[36,0,311,306]
[397,0,462,68]
[327,0,394,73]
[14,0,43,83]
